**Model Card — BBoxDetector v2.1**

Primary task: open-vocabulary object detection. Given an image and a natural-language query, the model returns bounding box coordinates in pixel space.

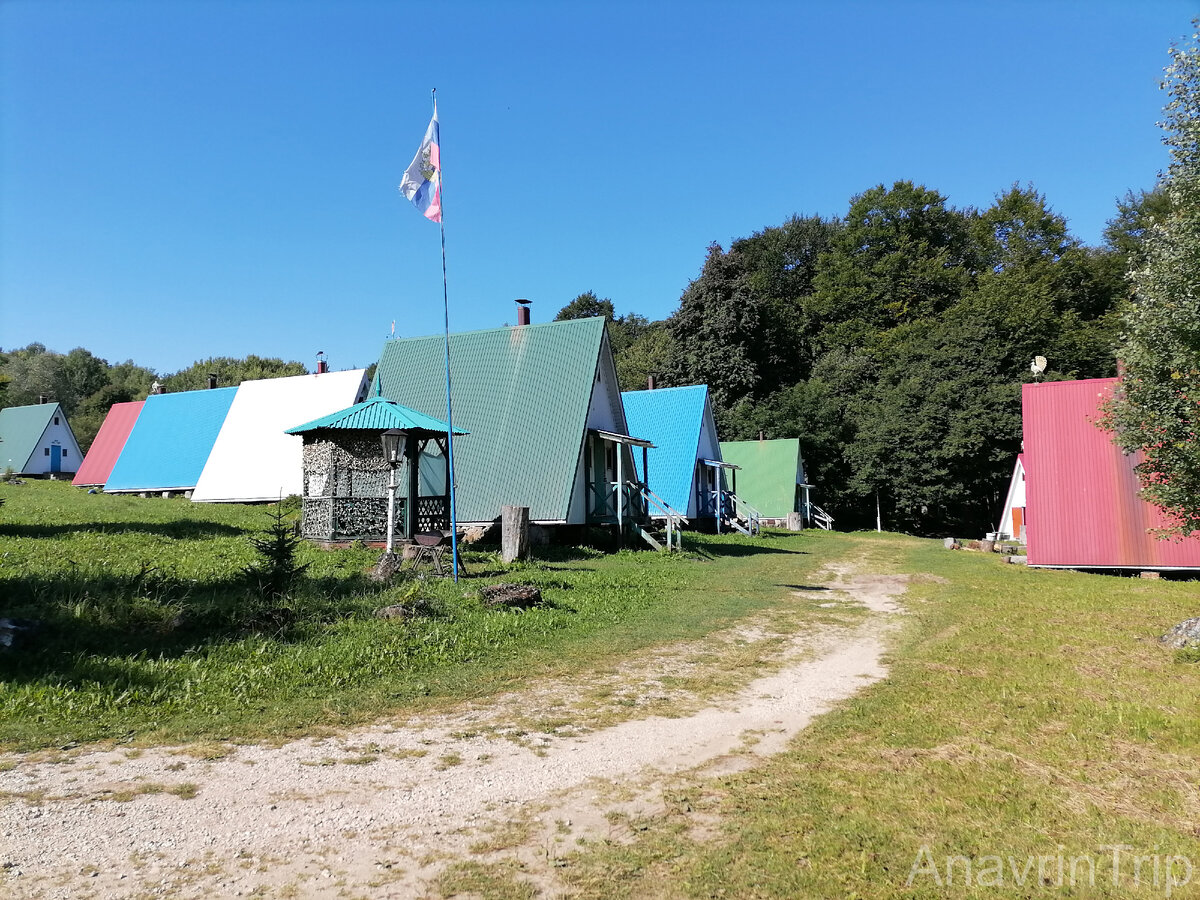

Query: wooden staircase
[723,491,762,536]
[628,481,687,551]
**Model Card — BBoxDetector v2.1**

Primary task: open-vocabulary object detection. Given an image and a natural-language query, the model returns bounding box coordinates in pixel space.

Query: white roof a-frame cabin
[996,454,1026,542]
[191,369,369,503]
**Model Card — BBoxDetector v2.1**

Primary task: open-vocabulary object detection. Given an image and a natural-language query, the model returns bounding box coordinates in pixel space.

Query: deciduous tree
[1108,23,1200,534]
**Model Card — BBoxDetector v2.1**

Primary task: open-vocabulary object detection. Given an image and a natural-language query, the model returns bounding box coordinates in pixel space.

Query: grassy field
[541,534,1200,899]
[0,479,840,751]
[7,480,1200,897]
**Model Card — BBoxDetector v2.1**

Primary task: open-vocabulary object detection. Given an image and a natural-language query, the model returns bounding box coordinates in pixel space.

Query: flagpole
[433,89,461,583]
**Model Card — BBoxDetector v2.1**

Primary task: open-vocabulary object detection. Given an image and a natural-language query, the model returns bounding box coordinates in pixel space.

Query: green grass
[0,479,840,750]
[553,533,1200,898]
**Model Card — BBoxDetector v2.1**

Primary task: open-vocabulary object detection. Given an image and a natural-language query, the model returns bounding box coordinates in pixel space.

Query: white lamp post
[380,429,404,553]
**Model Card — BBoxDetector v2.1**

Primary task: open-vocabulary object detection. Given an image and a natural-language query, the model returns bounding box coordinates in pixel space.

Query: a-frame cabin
[373,316,652,533]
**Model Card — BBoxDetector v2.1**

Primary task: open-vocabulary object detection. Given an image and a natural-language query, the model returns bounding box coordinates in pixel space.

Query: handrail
[637,483,690,525]
[810,502,834,530]
[725,490,762,536]
[626,480,685,550]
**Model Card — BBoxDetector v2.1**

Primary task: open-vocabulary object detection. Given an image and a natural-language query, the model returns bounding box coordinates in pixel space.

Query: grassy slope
[555,533,1200,898]
[0,480,841,750]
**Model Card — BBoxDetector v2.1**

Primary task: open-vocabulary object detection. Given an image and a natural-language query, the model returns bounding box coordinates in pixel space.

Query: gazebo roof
[285,396,466,437]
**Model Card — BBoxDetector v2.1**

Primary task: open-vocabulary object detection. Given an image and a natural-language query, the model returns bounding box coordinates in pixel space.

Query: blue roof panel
[105,387,238,491]
[621,385,708,513]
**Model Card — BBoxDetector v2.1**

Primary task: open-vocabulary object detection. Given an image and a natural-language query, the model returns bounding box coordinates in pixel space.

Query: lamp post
[381,429,404,553]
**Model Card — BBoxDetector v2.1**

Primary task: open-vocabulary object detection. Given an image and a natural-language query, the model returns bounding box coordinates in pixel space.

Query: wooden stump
[502,506,530,563]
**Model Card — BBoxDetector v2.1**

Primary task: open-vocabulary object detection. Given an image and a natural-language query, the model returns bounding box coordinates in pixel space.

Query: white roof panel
[192,369,368,503]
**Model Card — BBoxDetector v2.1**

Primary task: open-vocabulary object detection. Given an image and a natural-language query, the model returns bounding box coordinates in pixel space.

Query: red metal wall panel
[1023,379,1200,568]
[72,401,144,487]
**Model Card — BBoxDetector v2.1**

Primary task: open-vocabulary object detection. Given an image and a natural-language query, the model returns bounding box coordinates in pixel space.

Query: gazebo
[285,397,466,545]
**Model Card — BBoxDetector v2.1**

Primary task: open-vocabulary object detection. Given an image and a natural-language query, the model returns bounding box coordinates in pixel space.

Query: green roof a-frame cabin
[719,437,815,525]
[0,402,83,478]
[374,316,652,531]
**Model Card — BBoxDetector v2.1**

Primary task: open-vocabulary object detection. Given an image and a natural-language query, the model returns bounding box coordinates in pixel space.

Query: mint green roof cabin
[0,402,83,476]
[718,438,807,519]
[374,317,649,526]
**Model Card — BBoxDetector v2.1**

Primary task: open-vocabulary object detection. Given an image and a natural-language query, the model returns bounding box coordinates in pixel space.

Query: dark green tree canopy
[554,291,616,322]
[1107,22,1200,534]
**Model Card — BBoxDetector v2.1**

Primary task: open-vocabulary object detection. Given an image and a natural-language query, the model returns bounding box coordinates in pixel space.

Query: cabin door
[698,464,716,516]
[50,445,61,473]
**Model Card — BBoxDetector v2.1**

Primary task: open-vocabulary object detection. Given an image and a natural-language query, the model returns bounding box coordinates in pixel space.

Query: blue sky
[1,1,1194,375]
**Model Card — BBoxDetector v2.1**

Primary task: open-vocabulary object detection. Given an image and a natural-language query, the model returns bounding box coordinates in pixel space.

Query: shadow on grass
[779,584,832,592]
[0,569,391,688]
[0,521,248,540]
[688,542,805,559]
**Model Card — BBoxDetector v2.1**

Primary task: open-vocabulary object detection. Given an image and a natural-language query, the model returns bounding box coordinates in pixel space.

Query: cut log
[502,506,530,563]
[480,583,543,609]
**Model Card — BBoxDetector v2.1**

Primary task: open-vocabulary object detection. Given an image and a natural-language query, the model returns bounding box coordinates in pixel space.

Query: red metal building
[72,401,144,488]
[1022,378,1200,569]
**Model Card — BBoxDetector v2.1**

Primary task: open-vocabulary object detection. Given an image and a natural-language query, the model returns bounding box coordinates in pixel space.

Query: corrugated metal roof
[374,318,606,522]
[0,403,62,473]
[1023,378,1200,568]
[193,370,369,503]
[285,395,461,435]
[622,385,708,514]
[73,401,143,486]
[104,387,238,492]
[718,438,803,518]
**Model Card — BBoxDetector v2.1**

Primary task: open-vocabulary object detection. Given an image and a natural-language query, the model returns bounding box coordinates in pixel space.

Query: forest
[564,182,1167,534]
[0,180,1168,537]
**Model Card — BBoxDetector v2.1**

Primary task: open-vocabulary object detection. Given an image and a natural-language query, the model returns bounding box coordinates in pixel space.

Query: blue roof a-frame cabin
[621,384,726,521]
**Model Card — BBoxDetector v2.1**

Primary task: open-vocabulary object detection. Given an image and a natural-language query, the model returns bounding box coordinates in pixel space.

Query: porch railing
[810,503,834,530]
[726,491,762,536]
[627,481,687,551]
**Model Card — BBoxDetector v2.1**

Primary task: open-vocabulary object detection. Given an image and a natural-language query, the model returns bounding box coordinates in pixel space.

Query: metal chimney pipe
[516,298,531,326]
[207,374,218,390]
[647,375,656,390]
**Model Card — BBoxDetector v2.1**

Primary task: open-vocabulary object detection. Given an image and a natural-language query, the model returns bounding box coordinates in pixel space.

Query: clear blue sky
[1,1,1194,375]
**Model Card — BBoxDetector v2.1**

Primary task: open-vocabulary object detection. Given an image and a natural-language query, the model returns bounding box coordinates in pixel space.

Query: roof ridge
[621,383,708,397]
[382,316,604,345]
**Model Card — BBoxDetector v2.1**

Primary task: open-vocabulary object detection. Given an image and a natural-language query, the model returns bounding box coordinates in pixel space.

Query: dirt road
[0,565,908,899]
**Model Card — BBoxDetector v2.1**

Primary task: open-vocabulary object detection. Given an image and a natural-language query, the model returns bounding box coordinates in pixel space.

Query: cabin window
[54,416,60,425]
[62,449,67,457]
[45,448,49,456]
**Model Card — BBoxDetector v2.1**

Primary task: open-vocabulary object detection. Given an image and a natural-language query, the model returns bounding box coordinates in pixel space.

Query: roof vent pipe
[316,351,329,374]
[647,375,656,391]
[516,298,531,326]
[207,374,218,390]
[38,394,47,404]
[758,430,765,442]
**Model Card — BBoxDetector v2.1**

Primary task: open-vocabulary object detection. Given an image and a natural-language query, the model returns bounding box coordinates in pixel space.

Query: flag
[399,108,441,223]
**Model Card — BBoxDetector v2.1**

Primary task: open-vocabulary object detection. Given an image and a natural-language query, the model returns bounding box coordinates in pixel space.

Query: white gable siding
[569,329,635,525]
[24,414,83,475]
[996,456,1027,542]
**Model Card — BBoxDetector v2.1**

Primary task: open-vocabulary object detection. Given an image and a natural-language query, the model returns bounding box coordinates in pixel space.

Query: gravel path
[0,565,908,899]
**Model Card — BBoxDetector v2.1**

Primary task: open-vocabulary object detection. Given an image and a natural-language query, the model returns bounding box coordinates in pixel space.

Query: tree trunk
[502,506,530,563]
